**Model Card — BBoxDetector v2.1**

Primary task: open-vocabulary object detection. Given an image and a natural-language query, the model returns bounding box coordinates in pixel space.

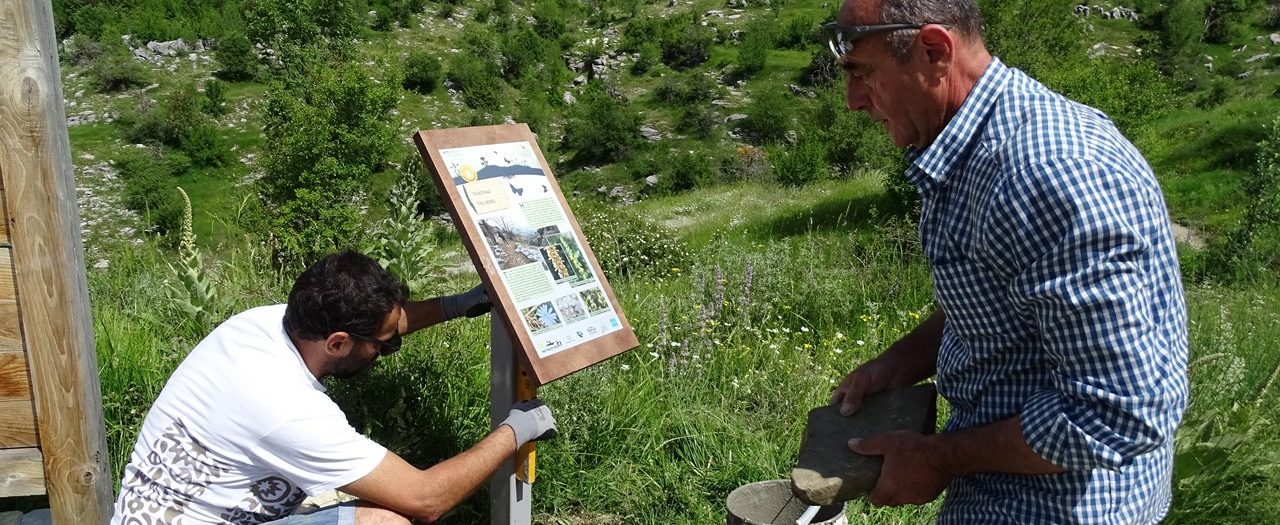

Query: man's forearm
[401,298,448,335]
[928,416,1064,477]
[880,308,944,385]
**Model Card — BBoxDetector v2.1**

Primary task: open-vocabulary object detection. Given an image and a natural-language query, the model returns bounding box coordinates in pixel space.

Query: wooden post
[0,0,114,522]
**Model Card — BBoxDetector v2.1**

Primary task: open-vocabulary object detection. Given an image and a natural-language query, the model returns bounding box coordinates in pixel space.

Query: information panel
[415,124,638,385]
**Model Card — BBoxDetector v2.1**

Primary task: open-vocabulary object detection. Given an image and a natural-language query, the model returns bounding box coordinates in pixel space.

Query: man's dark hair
[283,250,410,341]
[879,0,984,60]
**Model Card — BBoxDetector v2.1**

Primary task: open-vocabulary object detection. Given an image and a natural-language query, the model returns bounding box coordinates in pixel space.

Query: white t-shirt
[111,305,387,525]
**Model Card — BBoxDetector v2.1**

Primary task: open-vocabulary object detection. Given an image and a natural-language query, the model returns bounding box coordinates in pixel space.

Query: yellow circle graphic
[459,164,478,182]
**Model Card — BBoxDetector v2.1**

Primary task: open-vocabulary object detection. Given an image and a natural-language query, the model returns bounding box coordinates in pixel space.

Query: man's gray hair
[878,0,983,61]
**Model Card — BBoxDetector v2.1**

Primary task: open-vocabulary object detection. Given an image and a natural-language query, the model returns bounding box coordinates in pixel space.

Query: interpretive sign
[414,124,639,385]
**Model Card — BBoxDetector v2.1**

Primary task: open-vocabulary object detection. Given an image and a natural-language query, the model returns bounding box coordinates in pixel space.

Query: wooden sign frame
[414,124,638,386]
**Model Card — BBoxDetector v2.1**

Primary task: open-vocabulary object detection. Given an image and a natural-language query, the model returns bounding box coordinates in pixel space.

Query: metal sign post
[490,312,532,525]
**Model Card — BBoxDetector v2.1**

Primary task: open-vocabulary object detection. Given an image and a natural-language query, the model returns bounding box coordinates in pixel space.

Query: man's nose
[845,76,870,112]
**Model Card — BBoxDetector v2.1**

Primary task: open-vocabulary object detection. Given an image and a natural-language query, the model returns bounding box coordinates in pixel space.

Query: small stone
[93,259,109,269]
[790,384,937,506]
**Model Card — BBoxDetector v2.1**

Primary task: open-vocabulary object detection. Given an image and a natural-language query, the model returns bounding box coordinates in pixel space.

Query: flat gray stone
[790,384,937,506]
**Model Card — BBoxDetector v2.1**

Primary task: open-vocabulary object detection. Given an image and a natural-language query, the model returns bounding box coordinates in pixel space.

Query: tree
[259,60,399,264]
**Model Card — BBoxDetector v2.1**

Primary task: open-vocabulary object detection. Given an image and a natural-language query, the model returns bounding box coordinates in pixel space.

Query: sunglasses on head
[821,22,932,58]
[348,331,403,357]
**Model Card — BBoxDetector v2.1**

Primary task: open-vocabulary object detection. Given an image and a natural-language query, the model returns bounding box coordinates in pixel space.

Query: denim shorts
[268,502,357,525]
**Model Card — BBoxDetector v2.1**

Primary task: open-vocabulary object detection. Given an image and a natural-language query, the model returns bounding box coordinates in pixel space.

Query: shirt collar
[904,57,1011,194]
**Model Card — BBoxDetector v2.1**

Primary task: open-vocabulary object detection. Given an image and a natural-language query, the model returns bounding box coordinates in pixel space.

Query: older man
[112,250,556,524]
[825,0,1189,522]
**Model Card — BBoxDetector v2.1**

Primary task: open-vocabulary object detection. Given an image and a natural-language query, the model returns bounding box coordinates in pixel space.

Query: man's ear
[918,24,954,69]
[325,332,352,356]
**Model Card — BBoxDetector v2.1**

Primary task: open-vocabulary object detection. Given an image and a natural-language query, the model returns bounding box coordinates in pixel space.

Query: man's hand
[831,358,899,416]
[850,431,952,507]
[441,284,492,320]
[501,399,557,449]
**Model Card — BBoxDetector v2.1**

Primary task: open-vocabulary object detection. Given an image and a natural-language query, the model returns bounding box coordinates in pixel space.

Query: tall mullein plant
[364,174,447,297]
[167,187,221,329]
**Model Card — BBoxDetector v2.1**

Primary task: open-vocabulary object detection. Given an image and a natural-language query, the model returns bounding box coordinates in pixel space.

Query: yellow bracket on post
[515,363,537,483]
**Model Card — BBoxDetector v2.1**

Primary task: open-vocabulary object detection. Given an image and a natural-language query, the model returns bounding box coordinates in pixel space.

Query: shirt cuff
[1020,387,1125,471]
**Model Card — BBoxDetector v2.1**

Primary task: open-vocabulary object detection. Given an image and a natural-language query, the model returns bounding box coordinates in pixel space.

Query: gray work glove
[501,399,557,449]
[440,284,492,320]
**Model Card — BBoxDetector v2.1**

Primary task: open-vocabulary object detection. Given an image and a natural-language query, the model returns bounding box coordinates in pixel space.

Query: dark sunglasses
[821,22,930,58]
[348,331,403,357]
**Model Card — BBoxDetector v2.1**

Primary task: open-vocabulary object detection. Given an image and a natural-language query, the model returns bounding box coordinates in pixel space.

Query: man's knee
[354,502,413,525]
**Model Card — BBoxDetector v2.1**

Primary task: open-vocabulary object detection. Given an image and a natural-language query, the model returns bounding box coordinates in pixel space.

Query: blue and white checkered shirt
[905,58,1189,524]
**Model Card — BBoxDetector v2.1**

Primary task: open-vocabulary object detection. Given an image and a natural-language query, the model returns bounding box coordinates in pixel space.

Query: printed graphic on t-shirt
[117,420,305,524]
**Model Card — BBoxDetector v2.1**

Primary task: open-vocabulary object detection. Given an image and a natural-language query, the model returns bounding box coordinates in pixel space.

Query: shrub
[92,52,151,93]
[656,148,721,194]
[776,16,816,50]
[662,15,714,69]
[562,83,641,164]
[501,28,546,85]
[202,80,229,117]
[115,149,183,235]
[739,88,793,143]
[259,60,399,265]
[736,31,770,77]
[126,84,205,148]
[769,133,828,187]
[179,123,232,168]
[804,48,839,86]
[403,51,443,93]
[631,42,661,74]
[1197,116,1280,282]
[214,31,259,81]
[446,54,504,110]
[532,0,567,40]
[679,105,719,139]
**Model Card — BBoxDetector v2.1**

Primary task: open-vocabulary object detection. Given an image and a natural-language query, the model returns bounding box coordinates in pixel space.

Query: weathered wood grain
[0,0,113,520]
[0,447,46,497]
[0,399,38,448]
[0,353,31,401]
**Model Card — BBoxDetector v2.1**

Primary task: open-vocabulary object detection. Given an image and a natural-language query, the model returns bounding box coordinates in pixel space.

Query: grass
[77,174,1280,523]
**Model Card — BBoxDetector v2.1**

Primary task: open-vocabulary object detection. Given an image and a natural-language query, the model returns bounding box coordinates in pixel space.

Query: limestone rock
[790,384,937,506]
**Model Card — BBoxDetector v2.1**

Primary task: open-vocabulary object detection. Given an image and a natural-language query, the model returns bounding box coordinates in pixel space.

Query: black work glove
[440,284,491,320]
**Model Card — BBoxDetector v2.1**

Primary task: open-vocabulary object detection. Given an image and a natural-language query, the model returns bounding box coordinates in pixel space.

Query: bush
[403,51,443,93]
[501,28,546,85]
[679,105,719,139]
[739,88,793,143]
[126,84,205,148]
[92,52,151,93]
[115,149,183,235]
[655,148,722,194]
[776,16,816,50]
[446,55,504,110]
[214,31,259,81]
[259,60,400,265]
[804,48,839,86]
[631,42,661,74]
[179,123,232,168]
[1197,116,1280,282]
[202,80,229,117]
[562,83,641,165]
[662,15,714,69]
[532,0,567,40]
[770,133,828,187]
[736,31,770,77]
